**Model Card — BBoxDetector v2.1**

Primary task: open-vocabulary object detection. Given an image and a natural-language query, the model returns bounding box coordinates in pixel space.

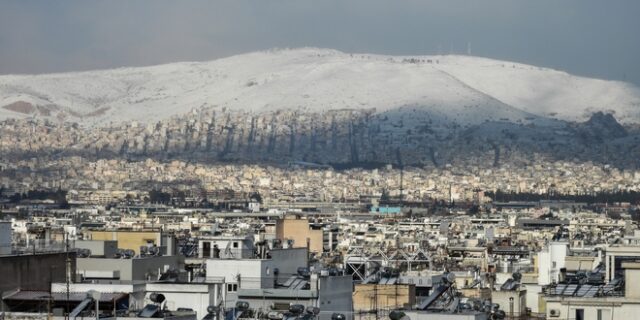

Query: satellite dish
[512,272,522,282]
[87,290,102,301]
[443,272,456,284]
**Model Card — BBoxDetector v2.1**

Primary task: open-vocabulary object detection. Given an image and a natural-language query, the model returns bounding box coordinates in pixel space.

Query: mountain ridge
[0,48,639,126]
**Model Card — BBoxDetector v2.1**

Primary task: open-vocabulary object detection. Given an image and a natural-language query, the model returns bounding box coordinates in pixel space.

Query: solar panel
[550,284,566,295]
[362,274,377,284]
[418,284,449,310]
[293,280,308,290]
[69,298,93,319]
[601,280,619,293]
[138,304,160,318]
[501,279,519,291]
[283,276,297,287]
[575,285,592,297]
[289,279,302,289]
[563,284,578,296]
[583,286,599,298]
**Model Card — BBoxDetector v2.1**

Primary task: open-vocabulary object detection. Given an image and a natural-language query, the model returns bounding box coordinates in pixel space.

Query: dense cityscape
[2,2,640,320]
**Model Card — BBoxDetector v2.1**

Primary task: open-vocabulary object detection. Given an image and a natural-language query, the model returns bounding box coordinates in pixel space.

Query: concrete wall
[198,238,254,259]
[545,298,636,320]
[77,257,132,280]
[624,262,640,299]
[492,289,526,317]
[403,311,487,320]
[565,256,597,272]
[205,259,273,289]
[50,281,145,308]
[236,288,320,314]
[353,284,415,312]
[318,276,353,320]
[606,247,640,283]
[88,230,162,255]
[269,248,308,275]
[538,242,568,285]
[77,255,183,281]
[74,240,118,257]
[132,255,184,281]
[0,221,11,255]
[276,217,323,253]
[145,283,223,319]
[233,275,348,318]
[523,284,543,314]
[0,252,76,293]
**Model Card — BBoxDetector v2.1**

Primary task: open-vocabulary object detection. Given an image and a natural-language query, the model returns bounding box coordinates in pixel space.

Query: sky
[1,0,639,85]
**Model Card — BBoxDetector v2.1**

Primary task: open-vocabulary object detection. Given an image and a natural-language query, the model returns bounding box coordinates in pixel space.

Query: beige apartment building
[275,215,323,253]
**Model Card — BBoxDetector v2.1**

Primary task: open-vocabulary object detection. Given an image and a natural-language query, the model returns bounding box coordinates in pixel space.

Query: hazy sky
[1,0,639,85]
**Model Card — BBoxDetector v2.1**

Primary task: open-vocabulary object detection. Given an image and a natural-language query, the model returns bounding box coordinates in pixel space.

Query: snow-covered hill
[0,48,638,126]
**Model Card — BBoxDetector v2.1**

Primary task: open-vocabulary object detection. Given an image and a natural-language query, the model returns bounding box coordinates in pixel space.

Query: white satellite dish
[87,290,102,301]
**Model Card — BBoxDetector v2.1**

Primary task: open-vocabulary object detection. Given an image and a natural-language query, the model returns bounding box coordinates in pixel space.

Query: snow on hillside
[0,48,638,126]
[433,55,640,123]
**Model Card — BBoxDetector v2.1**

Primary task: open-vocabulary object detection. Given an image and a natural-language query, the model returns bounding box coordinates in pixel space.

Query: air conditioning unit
[549,309,561,317]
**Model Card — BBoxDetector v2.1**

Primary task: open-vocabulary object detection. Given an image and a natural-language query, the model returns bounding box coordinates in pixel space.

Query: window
[227,284,238,292]
[202,241,211,258]
[233,242,239,248]
[575,309,584,320]
[597,309,610,320]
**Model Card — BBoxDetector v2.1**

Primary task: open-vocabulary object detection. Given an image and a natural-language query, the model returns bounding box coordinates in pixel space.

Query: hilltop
[1,48,638,126]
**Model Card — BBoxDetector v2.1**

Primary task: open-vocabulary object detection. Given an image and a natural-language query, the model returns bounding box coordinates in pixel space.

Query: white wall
[546,299,640,320]
[538,250,550,285]
[549,242,568,283]
[403,311,485,320]
[145,283,222,319]
[206,259,274,289]
[523,284,542,314]
[538,242,568,285]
